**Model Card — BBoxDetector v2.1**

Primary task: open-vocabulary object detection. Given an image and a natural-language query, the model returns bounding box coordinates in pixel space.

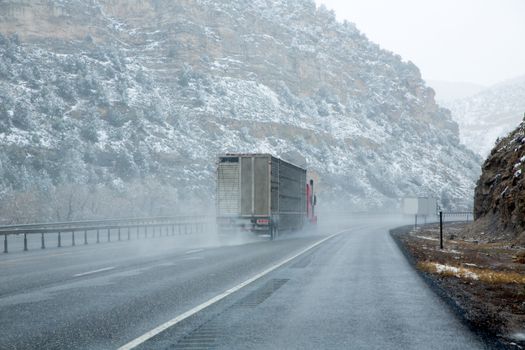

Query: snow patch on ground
[433,263,480,280]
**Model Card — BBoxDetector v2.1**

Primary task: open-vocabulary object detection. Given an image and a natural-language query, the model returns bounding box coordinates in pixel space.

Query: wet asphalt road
[0,216,489,349]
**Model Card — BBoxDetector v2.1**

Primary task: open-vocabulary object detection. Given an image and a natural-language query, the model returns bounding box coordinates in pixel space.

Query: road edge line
[73,266,117,277]
[117,229,348,350]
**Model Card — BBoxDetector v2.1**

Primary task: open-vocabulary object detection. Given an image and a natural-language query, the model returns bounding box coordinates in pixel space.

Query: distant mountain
[441,76,525,157]
[427,80,485,104]
[0,0,480,222]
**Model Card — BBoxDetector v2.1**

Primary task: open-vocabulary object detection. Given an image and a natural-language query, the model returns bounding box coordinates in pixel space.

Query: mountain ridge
[441,75,525,157]
[0,0,480,222]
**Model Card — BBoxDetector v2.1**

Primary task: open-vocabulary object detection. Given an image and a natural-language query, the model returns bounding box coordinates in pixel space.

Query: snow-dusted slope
[442,76,525,157]
[0,0,480,221]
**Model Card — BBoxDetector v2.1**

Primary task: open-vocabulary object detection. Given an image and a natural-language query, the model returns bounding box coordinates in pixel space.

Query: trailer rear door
[217,158,240,216]
[254,156,270,216]
[240,156,270,216]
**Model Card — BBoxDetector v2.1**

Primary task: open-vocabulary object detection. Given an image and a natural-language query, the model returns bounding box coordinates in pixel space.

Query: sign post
[439,211,443,249]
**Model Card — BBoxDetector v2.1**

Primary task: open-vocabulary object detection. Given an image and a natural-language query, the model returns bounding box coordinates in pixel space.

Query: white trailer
[216,154,316,239]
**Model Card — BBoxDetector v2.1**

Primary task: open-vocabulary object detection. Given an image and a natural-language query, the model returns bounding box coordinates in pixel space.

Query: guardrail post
[3,234,7,253]
[23,233,28,251]
[136,226,139,239]
[439,211,444,250]
[127,227,130,241]
[97,229,100,243]
[152,226,156,238]
[72,231,75,246]
[118,228,121,241]
[107,228,111,242]
[58,232,62,248]
[84,230,88,245]
[171,224,175,236]
[185,224,188,235]
[41,233,45,249]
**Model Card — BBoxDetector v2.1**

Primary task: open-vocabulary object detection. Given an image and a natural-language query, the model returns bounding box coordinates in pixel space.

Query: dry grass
[474,269,525,284]
[418,261,525,284]
[514,251,525,264]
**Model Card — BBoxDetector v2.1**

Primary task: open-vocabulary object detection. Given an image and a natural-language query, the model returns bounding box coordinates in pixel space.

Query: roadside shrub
[80,120,99,142]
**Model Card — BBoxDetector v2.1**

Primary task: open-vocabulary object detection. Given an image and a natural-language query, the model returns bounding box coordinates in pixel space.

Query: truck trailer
[216,153,316,239]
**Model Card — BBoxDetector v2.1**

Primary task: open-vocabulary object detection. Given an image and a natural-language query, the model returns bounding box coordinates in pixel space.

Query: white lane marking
[181,256,205,261]
[185,249,204,255]
[73,266,116,277]
[154,262,177,267]
[117,229,348,350]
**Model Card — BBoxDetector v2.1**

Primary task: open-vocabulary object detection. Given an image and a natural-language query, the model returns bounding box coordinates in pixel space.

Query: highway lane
[213,223,485,350]
[135,219,488,350]
[0,217,488,349]
[0,225,342,349]
[0,232,229,296]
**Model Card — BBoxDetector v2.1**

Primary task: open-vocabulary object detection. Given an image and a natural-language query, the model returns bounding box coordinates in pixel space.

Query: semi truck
[216,153,317,239]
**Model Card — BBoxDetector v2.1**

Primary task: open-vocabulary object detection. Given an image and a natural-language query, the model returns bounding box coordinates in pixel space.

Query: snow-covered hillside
[0,0,480,221]
[441,76,525,157]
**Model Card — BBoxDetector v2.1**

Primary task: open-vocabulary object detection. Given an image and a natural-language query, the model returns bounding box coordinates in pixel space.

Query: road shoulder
[390,225,524,350]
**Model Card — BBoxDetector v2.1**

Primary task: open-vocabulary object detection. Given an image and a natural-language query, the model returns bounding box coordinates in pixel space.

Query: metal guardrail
[441,211,473,222]
[1,216,211,253]
[0,216,204,232]
[412,210,473,229]
[437,211,473,249]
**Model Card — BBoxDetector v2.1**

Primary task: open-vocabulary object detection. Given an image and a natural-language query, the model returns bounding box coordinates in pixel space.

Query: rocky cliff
[0,0,480,221]
[474,119,525,242]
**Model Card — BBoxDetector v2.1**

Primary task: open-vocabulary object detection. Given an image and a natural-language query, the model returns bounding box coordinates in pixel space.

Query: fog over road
[0,216,489,349]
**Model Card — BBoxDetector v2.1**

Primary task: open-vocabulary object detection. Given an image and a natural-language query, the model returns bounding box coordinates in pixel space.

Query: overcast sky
[316,0,525,86]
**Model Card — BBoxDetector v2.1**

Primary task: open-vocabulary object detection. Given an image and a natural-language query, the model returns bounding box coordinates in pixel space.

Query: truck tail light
[256,219,270,225]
